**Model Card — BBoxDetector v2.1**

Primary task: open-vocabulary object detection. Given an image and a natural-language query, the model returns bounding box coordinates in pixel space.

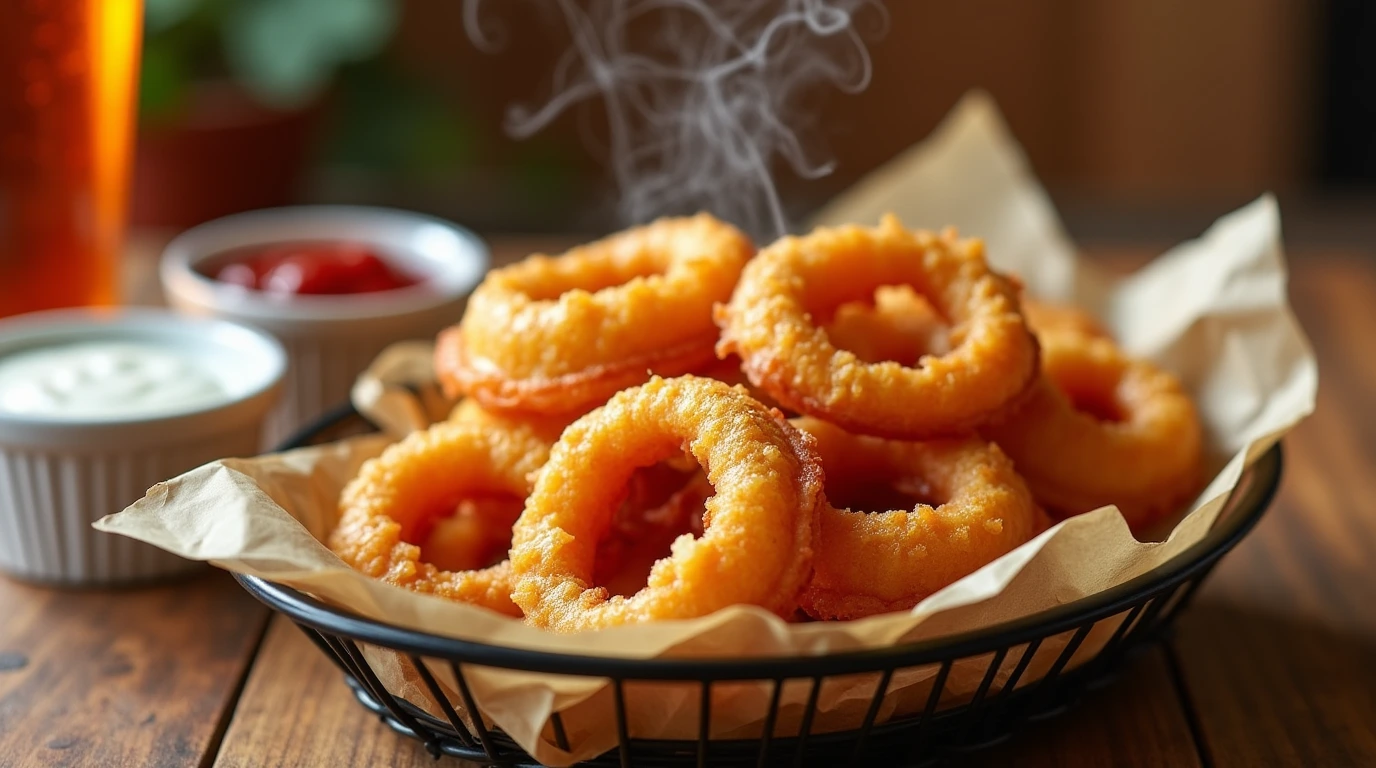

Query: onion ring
[437,215,753,415]
[982,333,1203,530]
[596,470,713,598]
[450,397,716,596]
[448,396,574,445]
[508,375,823,631]
[420,496,525,572]
[691,354,787,413]
[824,285,949,364]
[793,417,1040,620]
[329,420,551,616]
[717,216,1039,438]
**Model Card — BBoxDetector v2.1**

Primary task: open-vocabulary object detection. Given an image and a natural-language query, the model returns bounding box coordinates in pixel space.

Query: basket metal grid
[234,405,1282,767]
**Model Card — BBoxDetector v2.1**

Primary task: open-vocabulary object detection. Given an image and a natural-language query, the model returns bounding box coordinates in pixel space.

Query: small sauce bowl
[160,205,488,446]
[0,308,286,585]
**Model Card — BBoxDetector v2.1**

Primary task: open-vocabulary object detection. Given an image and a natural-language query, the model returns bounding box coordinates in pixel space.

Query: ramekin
[159,206,488,447]
[0,308,286,585]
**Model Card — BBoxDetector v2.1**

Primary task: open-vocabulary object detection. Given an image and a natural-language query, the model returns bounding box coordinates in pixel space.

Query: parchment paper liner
[97,93,1316,765]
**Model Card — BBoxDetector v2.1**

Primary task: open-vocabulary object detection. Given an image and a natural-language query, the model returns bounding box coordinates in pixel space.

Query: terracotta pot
[131,82,319,229]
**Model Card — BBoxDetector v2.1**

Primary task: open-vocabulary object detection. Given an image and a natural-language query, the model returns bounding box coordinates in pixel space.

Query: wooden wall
[387,0,1319,209]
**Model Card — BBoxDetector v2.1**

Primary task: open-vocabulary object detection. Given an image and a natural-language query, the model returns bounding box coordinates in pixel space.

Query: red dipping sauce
[207,242,422,296]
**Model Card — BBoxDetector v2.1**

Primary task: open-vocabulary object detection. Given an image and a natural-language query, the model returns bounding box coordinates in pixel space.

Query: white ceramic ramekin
[0,308,286,585]
[159,206,488,447]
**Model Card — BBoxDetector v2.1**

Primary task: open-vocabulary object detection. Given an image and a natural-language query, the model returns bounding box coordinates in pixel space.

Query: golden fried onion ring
[448,396,574,445]
[329,420,551,616]
[420,496,525,573]
[794,417,1040,620]
[824,285,949,364]
[596,469,712,598]
[508,376,824,631]
[446,398,715,601]
[717,216,1038,439]
[437,215,753,415]
[982,333,1203,530]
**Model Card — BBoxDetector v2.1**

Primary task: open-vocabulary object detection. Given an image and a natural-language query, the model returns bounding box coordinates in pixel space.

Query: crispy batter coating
[691,354,788,413]
[597,469,713,598]
[794,417,1040,620]
[716,215,1039,439]
[421,496,525,572]
[508,376,824,631]
[437,215,753,415]
[982,334,1203,530]
[329,420,551,616]
[824,285,949,365]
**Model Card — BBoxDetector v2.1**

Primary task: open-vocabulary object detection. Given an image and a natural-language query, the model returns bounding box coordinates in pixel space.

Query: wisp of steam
[464,0,882,241]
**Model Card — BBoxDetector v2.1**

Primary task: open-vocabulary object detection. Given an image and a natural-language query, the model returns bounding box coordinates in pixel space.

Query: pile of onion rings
[330,213,1204,629]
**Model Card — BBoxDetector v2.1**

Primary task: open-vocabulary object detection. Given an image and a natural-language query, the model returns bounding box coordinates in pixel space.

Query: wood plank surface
[1170,262,1376,767]
[0,572,269,768]
[960,648,1202,768]
[212,616,442,768]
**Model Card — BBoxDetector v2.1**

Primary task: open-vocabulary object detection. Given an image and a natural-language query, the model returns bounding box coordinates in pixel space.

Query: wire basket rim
[234,404,1281,679]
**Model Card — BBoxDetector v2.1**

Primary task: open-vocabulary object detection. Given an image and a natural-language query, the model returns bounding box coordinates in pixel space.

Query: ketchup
[209,242,421,296]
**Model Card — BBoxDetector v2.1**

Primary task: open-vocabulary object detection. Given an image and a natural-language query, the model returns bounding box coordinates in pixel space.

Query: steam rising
[464,0,881,240]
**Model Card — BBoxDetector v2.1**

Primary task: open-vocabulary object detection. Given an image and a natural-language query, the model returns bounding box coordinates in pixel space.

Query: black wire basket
[235,404,1282,767]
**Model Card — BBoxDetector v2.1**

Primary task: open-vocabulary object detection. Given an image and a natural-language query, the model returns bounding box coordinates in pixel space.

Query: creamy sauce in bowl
[0,342,229,419]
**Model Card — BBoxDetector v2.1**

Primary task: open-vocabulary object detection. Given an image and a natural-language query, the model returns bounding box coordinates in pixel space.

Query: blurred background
[128,0,1373,247]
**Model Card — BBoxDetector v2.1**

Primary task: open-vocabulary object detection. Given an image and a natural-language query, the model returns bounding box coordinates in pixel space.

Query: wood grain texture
[958,648,1203,768]
[1170,263,1376,767]
[0,572,269,768]
[212,616,454,768]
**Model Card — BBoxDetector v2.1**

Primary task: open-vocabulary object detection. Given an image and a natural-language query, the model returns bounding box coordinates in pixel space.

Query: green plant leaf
[222,0,397,109]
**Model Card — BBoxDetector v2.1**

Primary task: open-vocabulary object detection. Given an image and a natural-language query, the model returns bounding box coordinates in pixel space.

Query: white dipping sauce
[0,342,229,419]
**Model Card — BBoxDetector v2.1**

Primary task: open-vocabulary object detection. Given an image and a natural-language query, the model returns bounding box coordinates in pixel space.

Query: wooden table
[2,240,1373,768]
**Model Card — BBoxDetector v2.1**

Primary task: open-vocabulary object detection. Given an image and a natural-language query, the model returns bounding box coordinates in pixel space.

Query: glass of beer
[0,0,142,318]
